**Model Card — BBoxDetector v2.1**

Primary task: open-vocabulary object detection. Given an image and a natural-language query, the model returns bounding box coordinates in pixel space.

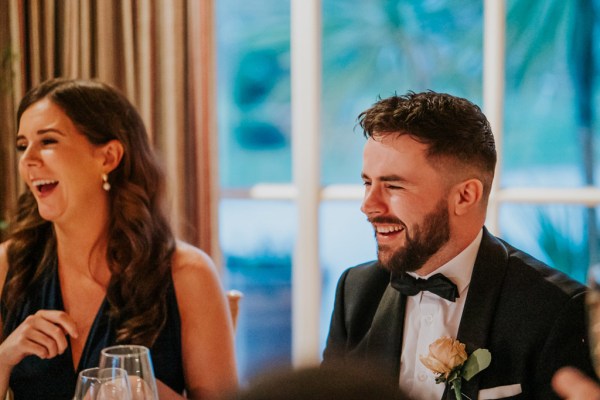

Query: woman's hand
[0,310,78,367]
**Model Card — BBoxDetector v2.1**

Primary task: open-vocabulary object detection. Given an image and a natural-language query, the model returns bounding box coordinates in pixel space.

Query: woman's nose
[20,144,42,167]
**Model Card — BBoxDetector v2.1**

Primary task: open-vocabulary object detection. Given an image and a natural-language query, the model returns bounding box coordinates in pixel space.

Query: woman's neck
[54,216,111,284]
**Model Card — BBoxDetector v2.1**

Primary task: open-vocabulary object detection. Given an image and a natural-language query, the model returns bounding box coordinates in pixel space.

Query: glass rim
[78,366,129,379]
[100,345,151,357]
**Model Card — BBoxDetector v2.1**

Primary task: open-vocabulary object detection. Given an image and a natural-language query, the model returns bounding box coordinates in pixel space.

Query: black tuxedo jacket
[323,228,595,399]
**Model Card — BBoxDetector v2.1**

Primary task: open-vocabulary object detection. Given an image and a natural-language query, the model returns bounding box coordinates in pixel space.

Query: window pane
[216,1,291,188]
[504,1,600,188]
[322,0,484,184]
[319,200,375,351]
[499,203,599,283]
[220,200,294,381]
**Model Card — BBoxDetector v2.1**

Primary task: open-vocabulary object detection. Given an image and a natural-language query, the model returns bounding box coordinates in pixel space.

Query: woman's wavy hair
[4,78,176,346]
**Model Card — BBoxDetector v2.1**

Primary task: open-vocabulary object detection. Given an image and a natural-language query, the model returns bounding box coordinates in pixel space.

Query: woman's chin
[36,208,60,223]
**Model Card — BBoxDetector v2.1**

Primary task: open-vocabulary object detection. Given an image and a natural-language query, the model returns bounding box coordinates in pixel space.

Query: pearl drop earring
[102,173,111,191]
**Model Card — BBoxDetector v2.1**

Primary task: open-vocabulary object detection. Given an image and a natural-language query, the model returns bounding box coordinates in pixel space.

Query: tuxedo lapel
[453,228,509,400]
[365,284,407,381]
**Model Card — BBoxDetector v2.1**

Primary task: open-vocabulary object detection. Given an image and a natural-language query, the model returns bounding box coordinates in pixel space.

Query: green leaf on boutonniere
[462,348,492,381]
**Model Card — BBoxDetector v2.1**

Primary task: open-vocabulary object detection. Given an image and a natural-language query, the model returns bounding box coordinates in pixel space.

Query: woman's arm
[170,242,238,400]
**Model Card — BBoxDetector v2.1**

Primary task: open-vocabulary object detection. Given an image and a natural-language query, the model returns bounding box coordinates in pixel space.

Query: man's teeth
[32,179,58,187]
[376,225,402,234]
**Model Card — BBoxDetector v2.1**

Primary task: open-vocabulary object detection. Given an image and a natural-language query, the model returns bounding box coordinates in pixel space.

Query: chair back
[226,289,243,331]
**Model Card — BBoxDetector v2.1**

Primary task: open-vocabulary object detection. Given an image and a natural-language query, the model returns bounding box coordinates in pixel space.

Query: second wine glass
[98,345,159,400]
[74,367,131,400]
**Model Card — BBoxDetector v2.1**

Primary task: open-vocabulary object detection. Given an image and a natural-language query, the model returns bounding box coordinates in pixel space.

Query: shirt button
[424,314,433,324]
[418,373,427,382]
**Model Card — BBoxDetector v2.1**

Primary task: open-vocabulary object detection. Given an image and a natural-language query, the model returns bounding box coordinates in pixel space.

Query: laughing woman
[0,78,237,399]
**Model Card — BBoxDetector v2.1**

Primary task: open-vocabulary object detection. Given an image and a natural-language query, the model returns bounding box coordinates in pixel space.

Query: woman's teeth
[32,179,59,193]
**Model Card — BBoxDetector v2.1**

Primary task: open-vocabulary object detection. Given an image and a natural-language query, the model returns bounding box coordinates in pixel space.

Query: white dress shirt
[399,230,483,400]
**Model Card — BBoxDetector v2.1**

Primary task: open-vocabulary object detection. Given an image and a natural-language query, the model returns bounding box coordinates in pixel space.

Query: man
[322,91,595,399]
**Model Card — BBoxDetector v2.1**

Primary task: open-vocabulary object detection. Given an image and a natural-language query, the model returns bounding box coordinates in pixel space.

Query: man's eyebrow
[380,174,405,182]
[361,173,407,182]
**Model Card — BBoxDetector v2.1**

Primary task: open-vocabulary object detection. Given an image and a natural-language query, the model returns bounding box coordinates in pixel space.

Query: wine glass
[98,345,159,400]
[587,264,600,377]
[74,367,132,400]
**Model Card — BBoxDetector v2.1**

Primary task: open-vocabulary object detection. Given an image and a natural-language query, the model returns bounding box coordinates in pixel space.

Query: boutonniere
[419,337,491,400]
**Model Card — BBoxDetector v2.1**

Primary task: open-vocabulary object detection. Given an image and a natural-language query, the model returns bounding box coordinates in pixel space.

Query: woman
[0,78,237,399]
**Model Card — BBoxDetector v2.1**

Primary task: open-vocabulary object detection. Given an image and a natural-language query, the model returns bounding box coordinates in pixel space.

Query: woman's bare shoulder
[0,241,9,270]
[0,241,10,294]
[171,241,217,274]
[169,241,231,340]
[170,241,221,295]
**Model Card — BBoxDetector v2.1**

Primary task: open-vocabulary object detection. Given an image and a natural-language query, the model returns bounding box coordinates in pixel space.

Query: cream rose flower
[419,337,468,379]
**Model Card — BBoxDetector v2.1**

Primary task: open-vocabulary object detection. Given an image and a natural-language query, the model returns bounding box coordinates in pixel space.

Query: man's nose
[361,185,386,217]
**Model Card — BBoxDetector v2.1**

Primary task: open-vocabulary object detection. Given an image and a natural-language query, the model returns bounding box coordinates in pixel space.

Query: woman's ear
[452,178,484,216]
[100,140,124,172]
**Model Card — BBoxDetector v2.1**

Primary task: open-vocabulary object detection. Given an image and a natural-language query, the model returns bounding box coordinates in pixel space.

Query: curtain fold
[188,0,219,261]
[0,0,218,259]
[0,0,23,239]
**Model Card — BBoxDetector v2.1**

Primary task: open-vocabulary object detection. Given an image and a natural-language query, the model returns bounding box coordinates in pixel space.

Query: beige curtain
[0,0,219,259]
[0,1,22,239]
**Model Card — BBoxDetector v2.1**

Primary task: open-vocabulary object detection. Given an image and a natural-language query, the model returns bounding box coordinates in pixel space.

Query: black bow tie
[391,272,459,302]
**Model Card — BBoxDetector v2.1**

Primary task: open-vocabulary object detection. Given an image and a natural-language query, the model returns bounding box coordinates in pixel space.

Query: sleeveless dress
[1,258,185,399]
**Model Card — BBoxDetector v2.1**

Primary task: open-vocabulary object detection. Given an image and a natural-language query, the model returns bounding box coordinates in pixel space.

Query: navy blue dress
[2,259,185,399]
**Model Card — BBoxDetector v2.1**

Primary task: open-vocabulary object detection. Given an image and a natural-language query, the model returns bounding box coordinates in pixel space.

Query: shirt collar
[408,229,483,295]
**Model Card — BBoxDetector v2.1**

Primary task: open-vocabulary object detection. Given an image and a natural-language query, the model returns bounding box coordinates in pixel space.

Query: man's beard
[375,198,450,274]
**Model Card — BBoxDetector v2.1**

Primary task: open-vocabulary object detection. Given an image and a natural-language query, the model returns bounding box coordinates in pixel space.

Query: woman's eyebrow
[36,128,66,136]
[16,128,66,140]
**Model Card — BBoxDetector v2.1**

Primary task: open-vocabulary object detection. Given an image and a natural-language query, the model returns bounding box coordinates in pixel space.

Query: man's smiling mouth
[374,224,404,237]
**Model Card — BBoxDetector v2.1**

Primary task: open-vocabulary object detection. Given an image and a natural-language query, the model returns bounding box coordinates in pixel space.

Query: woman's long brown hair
[3,78,176,346]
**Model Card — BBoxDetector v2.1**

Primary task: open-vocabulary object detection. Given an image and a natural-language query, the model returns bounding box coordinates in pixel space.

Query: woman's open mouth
[32,179,59,196]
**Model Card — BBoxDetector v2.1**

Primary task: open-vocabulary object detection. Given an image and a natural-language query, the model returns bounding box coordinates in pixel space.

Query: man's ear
[452,178,484,216]
[100,139,124,172]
